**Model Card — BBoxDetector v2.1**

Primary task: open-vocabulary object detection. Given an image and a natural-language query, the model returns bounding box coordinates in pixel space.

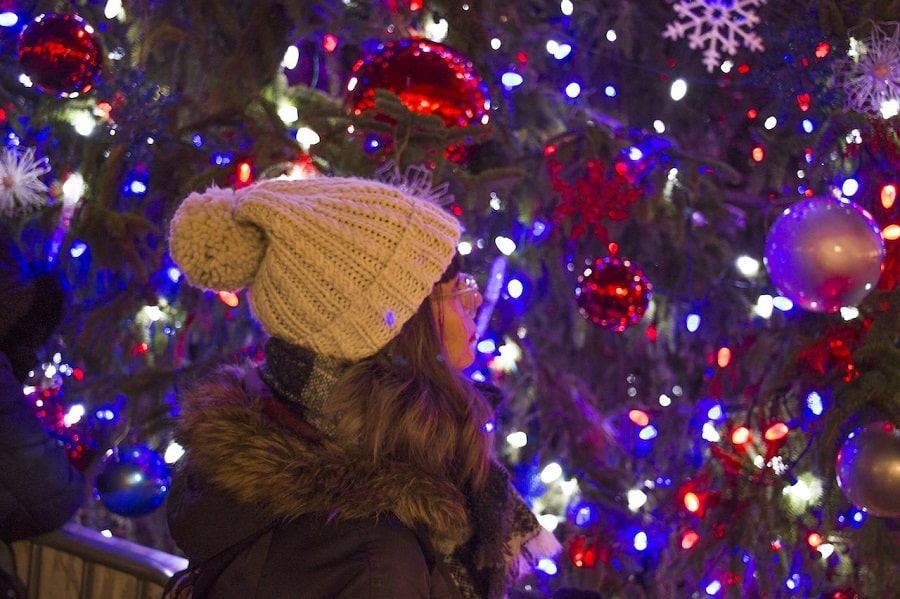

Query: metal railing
[11,522,188,599]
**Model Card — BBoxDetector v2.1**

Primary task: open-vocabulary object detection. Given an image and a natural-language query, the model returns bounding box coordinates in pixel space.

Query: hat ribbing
[168,176,460,360]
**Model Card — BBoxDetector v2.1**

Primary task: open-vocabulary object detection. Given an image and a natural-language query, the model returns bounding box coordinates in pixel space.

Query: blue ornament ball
[95,445,171,517]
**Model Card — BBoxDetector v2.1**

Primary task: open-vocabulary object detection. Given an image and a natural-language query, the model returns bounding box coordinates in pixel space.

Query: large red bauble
[576,255,652,332]
[345,38,491,129]
[17,13,102,97]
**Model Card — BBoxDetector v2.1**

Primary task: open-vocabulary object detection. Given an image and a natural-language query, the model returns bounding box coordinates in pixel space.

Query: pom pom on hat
[168,176,460,361]
[169,185,266,291]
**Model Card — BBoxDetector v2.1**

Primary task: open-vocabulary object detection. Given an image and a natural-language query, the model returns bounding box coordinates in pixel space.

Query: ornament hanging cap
[607,242,619,257]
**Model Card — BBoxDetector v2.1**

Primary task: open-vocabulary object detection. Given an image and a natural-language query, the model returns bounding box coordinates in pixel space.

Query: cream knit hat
[168,176,460,360]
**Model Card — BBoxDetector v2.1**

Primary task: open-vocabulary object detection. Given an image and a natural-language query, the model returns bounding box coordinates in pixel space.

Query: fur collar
[175,365,472,553]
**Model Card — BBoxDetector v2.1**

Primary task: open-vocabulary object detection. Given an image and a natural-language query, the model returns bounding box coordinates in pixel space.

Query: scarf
[446,464,562,599]
[258,337,349,436]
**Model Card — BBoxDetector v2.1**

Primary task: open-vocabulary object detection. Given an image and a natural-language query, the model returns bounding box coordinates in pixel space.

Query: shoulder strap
[412,526,465,599]
[0,541,27,599]
[164,521,277,599]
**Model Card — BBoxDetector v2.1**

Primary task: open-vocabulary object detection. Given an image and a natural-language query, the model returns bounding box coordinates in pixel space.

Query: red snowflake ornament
[548,158,643,243]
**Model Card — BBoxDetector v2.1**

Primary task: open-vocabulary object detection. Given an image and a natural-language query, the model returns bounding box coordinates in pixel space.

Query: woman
[165,176,559,598]
[0,225,83,543]
[1,225,83,599]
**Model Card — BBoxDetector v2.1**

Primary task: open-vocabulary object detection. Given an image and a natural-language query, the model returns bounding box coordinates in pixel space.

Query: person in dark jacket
[0,225,83,542]
[165,174,560,598]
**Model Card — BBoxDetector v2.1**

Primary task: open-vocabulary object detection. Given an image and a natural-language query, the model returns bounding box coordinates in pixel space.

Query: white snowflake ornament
[841,22,900,119]
[0,146,51,217]
[663,0,767,73]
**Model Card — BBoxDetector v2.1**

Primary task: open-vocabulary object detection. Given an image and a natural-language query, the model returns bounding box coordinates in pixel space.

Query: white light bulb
[495,236,516,256]
[540,462,563,484]
[281,45,299,69]
[670,79,687,101]
[735,255,760,277]
[627,489,648,511]
[506,431,527,448]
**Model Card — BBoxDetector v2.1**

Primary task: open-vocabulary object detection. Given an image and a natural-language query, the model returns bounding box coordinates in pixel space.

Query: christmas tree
[1,0,898,597]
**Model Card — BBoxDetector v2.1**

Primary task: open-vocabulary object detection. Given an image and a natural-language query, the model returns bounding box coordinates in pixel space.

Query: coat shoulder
[229,514,459,598]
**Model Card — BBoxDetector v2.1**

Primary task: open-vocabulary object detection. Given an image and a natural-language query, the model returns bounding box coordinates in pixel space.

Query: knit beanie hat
[168,176,460,361]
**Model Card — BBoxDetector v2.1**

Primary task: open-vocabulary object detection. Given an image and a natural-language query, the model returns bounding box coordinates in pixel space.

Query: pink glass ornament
[836,422,900,517]
[764,197,884,312]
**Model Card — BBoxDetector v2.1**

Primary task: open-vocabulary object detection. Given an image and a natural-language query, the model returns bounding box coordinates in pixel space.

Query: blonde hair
[325,277,493,494]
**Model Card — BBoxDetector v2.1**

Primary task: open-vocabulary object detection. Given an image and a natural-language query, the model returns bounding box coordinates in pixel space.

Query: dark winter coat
[0,352,84,542]
[166,366,475,598]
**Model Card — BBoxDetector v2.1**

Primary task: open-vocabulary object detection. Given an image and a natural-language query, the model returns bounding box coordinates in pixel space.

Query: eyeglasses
[433,272,481,317]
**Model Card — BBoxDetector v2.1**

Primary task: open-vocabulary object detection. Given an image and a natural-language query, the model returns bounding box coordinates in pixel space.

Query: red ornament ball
[29,389,102,471]
[56,428,101,472]
[17,13,102,97]
[818,590,859,599]
[576,255,652,332]
[345,38,490,129]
